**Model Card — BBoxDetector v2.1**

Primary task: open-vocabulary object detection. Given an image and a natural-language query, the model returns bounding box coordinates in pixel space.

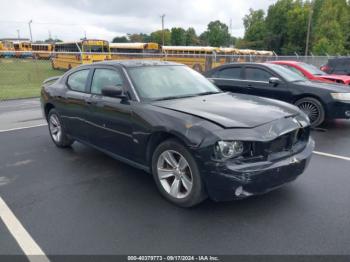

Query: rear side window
[91,69,124,95]
[282,65,305,77]
[245,67,273,82]
[67,70,90,92]
[213,67,242,79]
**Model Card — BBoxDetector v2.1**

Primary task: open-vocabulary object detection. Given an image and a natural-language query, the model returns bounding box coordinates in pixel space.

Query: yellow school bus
[13,41,32,58]
[32,43,53,59]
[52,39,110,70]
[216,48,274,65]
[0,40,15,57]
[162,46,219,72]
[109,42,161,60]
[215,47,239,65]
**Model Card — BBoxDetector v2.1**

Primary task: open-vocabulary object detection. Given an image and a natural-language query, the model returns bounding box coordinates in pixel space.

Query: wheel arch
[44,103,55,120]
[145,131,191,166]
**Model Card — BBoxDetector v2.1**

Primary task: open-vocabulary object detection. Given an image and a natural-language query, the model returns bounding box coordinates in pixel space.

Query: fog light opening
[235,186,243,197]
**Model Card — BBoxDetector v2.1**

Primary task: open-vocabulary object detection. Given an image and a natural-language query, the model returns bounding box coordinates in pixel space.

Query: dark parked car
[205,63,350,127]
[321,57,350,76]
[41,60,314,207]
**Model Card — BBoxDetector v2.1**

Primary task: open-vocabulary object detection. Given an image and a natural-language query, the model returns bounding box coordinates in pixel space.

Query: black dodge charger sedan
[41,61,314,207]
[204,63,350,127]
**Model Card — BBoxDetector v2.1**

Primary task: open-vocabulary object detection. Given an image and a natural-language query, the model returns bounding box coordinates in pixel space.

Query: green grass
[0,58,64,100]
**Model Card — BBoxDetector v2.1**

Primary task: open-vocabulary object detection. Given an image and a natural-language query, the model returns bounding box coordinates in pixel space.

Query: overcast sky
[0,0,276,42]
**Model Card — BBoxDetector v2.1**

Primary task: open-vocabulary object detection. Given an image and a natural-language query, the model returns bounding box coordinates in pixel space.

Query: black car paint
[41,61,314,201]
[205,63,350,120]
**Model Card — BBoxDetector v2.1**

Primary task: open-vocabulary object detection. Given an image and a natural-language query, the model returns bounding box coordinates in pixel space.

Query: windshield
[83,45,109,53]
[298,62,326,75]
[267,63,307,82]
[127,65,221,101]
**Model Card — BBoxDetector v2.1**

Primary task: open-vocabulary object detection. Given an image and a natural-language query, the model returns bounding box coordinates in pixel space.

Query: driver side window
[91,69,124,95]
[245,67,273,82]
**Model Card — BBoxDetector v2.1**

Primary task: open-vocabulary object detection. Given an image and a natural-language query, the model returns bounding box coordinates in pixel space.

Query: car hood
[151,92,301,128]
[319,75,350,83]
[296,80,350,92]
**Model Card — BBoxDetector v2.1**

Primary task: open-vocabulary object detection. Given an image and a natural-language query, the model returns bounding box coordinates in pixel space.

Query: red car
[268,61,350,85]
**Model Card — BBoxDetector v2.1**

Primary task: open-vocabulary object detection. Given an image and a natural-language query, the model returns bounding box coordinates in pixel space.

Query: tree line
[112,21,237,48]
[110,0,350,55]
[239,0,350,55]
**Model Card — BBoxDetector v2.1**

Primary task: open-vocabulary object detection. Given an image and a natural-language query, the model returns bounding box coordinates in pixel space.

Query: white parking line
[0,124,47,133]
[0,196,50,261]
[313,151,350,161]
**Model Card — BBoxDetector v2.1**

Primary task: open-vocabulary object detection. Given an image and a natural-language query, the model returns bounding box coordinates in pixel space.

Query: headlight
[214,140,244,159]
[331,93,350,101]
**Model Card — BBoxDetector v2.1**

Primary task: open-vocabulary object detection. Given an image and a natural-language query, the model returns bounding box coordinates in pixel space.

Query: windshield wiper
[154,91,222,101]
[154,91,221,101]
[154,95,197,101]
[196,91,222,96]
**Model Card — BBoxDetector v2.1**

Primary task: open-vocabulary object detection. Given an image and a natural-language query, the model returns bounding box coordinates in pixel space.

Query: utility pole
[17,29,20,40]
[230,18,233,47]
[305,2,314,56]
[161,14,165,46]
[84,31,87,40]
[48,30,52,41]
[28,20,33,42]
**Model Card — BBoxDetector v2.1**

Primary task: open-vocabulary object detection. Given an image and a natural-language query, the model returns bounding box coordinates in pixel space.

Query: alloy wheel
[297,101,320,124]
[157,150,193,199]
[49,114,62,143]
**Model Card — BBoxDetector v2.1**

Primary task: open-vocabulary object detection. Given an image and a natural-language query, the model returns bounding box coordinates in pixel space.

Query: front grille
[251,127,310,161]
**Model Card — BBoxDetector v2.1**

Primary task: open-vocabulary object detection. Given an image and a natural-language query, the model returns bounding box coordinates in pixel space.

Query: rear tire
[48,109,74,148]
[151,139,207,207]
[295,97,325,127]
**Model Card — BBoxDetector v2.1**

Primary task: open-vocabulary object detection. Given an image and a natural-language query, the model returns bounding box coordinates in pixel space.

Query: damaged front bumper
[202,138,314,201]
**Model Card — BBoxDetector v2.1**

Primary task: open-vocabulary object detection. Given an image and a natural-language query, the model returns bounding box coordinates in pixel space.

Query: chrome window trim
[122,67,140,102]
[208,77,269,84]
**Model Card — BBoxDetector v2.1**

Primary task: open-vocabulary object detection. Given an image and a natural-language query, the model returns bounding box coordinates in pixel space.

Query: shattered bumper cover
[203,138,314,201]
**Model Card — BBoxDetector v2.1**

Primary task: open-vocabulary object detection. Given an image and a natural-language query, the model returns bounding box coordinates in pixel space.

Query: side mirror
[269,77,281,86]
[101,85,127,99]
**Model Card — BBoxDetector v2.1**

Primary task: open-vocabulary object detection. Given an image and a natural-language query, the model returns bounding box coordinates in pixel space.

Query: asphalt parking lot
[0,99,350,257]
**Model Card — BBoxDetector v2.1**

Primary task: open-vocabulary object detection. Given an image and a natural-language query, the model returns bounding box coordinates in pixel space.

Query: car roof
[269,60,302,65]
[94,60,182,68]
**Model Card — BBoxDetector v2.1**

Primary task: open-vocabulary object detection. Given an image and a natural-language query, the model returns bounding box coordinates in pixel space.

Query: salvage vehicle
[269,60,350,85]
[205,63,350,127]
[41,60,314,207]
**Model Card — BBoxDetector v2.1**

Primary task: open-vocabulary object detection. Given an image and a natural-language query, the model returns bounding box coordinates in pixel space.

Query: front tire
[48,109,74,148]
[151,139,207,207]
[295,97,325,127]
